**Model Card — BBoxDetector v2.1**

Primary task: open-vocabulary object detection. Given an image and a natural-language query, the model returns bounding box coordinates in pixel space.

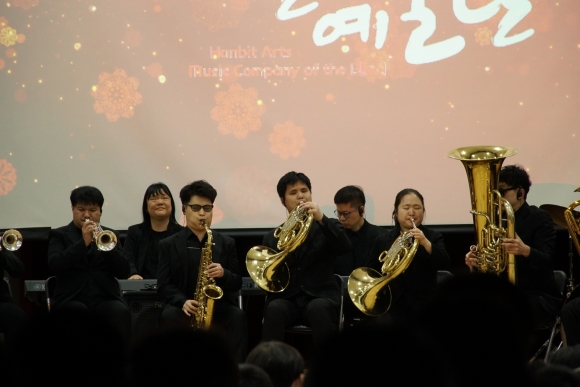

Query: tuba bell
[1,229,23,251]
[564,187,580,257]
[448,145,517,284]
[246,202,313,292]
[348,218,419,316]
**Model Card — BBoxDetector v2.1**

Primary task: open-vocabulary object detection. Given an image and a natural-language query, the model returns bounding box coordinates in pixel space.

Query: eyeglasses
[334,209,356,219]
[184,204,214,212]
[498,187,518,196]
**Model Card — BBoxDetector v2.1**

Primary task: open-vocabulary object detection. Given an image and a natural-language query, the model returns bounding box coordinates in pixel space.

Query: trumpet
[1,229,23,251]
[85,219,117,251]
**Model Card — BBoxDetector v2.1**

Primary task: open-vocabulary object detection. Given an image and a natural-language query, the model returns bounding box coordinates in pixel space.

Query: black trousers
[0,301,28,352]
[54,299,132,350]
[561,297,580,346]
[261,296,338,349]
[159,301,248,363]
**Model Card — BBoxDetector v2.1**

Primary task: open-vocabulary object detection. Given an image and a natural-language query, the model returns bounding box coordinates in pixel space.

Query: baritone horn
[565,187,580,257]
[1,229,23,251]
[246,202,313,292]
[85,218,117,251]
[348,218,419,316]
[447,146,517,284]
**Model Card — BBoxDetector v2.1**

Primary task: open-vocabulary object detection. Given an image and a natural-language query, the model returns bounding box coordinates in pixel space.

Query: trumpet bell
[95,230,117,251]
[246,245,290,293]
[348,267,393,316]
[1,229,23,251]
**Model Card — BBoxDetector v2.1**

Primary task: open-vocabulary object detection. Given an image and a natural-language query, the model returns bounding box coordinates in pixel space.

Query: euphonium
[564,187,580,257]
[85,218,117,251]
[448,146,517,284]
[191,220,223,330]
[348,218,419,316]
[246,202,313,292]
[0,229,22,251]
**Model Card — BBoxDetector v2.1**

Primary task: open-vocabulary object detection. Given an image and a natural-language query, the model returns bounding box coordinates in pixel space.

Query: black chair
[437,270,453,283]
[0,277,13,343]
[45,276,56,312]
[530,270,567,362]
[284,274,345,334]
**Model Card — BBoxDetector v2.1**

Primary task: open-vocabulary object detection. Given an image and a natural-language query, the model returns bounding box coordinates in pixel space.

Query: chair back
[437,270,453,284]
[45,276,57,312]
[553,270,567,296]
[2,277,12,297]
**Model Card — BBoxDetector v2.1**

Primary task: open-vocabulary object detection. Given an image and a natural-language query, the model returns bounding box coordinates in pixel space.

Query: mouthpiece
[410,217,416,229]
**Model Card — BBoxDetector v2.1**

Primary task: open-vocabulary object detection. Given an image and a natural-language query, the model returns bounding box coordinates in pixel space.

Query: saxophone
[191,220,224,330]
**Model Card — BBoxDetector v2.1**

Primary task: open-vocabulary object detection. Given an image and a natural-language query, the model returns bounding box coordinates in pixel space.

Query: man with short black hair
[157,180,247,362]
[465,165,561,328]
[333,185,387,276]
[261,171,351,349]
[48,186,131,345]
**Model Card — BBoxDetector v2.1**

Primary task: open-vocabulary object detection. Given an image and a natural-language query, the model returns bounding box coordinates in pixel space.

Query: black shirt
[334,219,387,276]
[141,229,169,279]
[185,227,206,299]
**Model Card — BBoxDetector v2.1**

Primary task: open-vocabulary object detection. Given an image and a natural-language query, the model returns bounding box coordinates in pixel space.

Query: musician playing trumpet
[48,186,131,347]
[261,172,351,349]
[370,188,450,325]
[157,180,247,363]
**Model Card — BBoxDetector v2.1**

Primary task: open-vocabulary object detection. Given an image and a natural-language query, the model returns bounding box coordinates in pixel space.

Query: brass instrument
[191,220,223,330]
[348,218,419,316]
[0,229,22,251]
[448,146,517,284]
[565,187,580,257]
[246,202,313,292]
[85,219,117,251]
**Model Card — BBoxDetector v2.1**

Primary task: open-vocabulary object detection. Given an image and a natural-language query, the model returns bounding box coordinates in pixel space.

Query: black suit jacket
[157,227,241,308]
[370,224,450,313]
[48,221,129,306]
[0,249,25,303]
[262,215,352,307]
[334,220,388,276]
[124,222,183,277]
[512,202,561,317]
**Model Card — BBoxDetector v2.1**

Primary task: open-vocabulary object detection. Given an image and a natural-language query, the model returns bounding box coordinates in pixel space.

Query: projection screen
[0,0,578,230]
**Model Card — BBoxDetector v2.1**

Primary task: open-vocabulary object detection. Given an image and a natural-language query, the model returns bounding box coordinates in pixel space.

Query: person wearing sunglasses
[124,183,183,280]
[465,165,561,330]
[157,180,247,362]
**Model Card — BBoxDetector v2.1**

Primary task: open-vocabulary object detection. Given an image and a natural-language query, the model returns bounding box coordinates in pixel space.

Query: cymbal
[540,204,579,229]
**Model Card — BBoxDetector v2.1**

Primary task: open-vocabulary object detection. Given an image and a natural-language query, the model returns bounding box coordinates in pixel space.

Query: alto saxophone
[191,220,224,330]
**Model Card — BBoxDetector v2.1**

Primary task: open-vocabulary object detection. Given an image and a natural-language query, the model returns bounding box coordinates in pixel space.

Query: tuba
[348,218,419,316]
[246,202,313,292]
[1,229,23,251]
[85,219,117,251]
[564,187,580,257]
[191,220,223,330]
[448,146,517,284]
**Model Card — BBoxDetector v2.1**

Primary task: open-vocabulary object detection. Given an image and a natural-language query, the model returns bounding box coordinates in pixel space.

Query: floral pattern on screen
[268,121,306,160]
[191,0,250,31]
[211,83,265,139]
[0,159,17,196]
[91,68,143,122]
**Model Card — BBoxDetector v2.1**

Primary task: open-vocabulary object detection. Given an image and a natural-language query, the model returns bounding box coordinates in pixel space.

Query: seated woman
[125,183,183,279]
[367,188,450,325]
